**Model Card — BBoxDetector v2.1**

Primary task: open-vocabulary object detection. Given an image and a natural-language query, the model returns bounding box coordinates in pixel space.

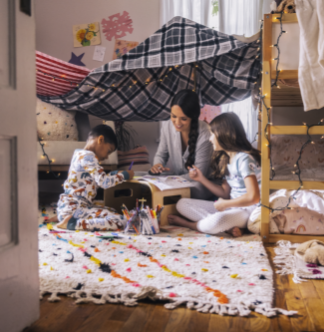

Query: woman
[151,89,213,199]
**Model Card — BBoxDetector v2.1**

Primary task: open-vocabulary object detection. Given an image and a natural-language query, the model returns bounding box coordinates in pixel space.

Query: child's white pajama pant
[176,198,255,234]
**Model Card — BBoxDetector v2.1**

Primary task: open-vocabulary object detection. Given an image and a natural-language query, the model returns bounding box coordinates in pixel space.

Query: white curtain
[219,0,263,143]
[160,0,212,26]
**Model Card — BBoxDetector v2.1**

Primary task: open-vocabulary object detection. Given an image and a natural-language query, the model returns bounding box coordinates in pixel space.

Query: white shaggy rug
[274,240,324,283]
[38,225,297,317]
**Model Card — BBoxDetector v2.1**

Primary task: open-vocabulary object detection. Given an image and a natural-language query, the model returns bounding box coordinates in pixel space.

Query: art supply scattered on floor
[123,199,162,235]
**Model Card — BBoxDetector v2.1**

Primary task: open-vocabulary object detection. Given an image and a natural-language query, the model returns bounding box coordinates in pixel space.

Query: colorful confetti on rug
[274,240,324,283]
[38,226,297,317]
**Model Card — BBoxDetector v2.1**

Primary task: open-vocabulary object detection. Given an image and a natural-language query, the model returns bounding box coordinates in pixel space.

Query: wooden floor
[24,246,324,332]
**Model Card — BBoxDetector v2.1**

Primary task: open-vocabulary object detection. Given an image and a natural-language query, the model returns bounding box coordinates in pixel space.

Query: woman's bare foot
[227,227,244,238]
[167,214,198,231]
[57,215,73,229]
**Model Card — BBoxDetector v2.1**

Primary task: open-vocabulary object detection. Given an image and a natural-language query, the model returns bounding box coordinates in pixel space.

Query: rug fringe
[274,240,307,283]
[40,286,297,317]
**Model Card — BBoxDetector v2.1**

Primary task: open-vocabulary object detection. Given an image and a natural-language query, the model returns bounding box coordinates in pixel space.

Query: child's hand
[150,163,170,174]
[188,165,204,182]
[213,198,228,211]
[127,170,134,180]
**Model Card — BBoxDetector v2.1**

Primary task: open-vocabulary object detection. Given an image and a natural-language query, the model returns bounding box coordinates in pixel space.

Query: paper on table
[93,46,106,62]
[134,175,195,191]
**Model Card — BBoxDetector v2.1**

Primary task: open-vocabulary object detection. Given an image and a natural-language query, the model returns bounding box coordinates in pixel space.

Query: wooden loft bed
[260,13,324,243]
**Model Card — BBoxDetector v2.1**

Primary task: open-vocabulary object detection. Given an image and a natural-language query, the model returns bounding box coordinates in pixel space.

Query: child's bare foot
[57,215,73,229]
[227,227,244,237]
[167,215,198,231]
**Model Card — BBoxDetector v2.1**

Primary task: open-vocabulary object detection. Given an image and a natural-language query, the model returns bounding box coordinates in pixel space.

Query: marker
[128,161,134,170]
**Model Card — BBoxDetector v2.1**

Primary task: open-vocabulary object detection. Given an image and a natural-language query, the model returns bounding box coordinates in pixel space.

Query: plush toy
[276,0,296,13]
[295,240,324,265]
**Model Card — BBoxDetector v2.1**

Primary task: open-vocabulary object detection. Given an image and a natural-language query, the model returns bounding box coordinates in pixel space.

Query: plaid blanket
[39,16,261,121]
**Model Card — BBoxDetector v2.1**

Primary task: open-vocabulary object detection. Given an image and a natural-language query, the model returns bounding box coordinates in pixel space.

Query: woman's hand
[188,165,204,182]
[150,163,170,174]
[213,198,228,211]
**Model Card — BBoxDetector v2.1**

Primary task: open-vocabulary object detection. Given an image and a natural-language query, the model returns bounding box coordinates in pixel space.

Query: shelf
[270,180,324,190]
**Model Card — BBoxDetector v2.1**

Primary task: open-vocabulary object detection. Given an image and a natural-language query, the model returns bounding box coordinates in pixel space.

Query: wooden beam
[268,233,324,244]
[260,61,271,243]
[271,70,298,80]
[263,14,272,64]
[272,13,298,23]
[271,126,324,135]
[270,181,324,190]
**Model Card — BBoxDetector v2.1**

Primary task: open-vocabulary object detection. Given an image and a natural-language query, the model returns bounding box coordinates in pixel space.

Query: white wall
[35,0,161,164]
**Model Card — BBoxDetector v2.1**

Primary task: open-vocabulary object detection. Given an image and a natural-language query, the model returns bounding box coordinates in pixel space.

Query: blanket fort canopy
[38,224,296,317]
[38,16,261,121]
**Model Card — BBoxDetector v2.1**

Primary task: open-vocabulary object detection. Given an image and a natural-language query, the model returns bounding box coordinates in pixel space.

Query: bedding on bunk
[296,0,324,111]
[248,189,324,235]
[270,135,324,181]
[37,16,261,121]
[36,51,90,97]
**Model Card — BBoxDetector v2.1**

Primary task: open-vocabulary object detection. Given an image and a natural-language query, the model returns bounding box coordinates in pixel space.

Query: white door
[0,0,39,331]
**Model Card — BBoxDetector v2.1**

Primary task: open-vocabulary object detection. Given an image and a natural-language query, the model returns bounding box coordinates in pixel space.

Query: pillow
[36,98,78,141]
[117,146,150,168]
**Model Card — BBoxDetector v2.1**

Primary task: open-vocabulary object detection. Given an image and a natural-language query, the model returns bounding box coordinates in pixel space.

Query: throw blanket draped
[38,16,261,121]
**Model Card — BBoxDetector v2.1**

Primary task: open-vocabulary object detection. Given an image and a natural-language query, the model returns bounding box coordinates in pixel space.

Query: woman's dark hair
[171,89,201,168]
[209,113,261,178]
[88,124,118,150]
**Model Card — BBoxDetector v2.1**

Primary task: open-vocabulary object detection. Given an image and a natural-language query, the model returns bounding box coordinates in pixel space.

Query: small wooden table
[104,180,191,226]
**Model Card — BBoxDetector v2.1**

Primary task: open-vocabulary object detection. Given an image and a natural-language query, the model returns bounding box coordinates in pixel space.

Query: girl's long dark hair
[171,90,200,168]
[209,113,261,178]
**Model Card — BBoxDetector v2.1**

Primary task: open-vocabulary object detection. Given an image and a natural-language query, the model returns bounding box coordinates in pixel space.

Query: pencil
[128,161,134,170]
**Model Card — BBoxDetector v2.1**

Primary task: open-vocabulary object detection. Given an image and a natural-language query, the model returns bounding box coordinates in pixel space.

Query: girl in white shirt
[168,113,261,237]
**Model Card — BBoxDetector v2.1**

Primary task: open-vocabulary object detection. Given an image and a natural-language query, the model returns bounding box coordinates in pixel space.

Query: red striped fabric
[36,51,91,96]
[117,146,150,167]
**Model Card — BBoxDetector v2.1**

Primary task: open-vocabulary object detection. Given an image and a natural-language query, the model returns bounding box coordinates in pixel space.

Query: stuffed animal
[276,0,296,13]
[295,240,324,265]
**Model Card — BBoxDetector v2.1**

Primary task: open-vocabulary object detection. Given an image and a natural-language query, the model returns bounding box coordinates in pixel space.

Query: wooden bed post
[260,14,273,243]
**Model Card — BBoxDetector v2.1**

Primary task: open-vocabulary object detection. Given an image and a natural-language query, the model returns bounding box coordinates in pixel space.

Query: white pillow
[36,98,78,141]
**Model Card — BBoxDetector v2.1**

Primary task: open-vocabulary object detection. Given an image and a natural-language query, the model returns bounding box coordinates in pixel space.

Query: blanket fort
[38,16,261,121]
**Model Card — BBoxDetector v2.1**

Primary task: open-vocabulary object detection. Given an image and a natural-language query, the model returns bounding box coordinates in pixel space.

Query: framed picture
[73,22,101,48]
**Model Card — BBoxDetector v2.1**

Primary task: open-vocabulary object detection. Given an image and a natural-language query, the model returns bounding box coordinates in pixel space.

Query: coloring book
[133,175,195,191]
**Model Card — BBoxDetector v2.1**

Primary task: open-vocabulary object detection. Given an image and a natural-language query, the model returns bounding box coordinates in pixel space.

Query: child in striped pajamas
[57,125,134,231]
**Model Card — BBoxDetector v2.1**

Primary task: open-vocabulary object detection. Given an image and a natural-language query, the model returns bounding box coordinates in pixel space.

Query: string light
[256,13,324,213]
[38,137,61,178]
[271,12,284,88]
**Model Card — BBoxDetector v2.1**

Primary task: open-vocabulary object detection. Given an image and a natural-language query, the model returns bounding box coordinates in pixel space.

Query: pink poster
[199,105,222,123]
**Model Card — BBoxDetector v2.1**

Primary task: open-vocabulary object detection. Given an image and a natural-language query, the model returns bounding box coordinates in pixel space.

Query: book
[133,175,195,191]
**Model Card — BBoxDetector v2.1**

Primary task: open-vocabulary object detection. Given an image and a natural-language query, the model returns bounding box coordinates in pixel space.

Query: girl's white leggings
[176,198,255,234]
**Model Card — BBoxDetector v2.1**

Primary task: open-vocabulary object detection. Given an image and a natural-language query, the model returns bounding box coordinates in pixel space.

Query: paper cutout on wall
[101,11,133,41]
[73,22,101,48]
[68,52,86,66]
[112,39,139,60]
[199,105,222,123]
[93,46,106,62]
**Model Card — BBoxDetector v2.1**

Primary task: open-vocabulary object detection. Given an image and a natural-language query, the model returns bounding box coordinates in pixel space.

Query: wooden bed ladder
[260,13,324,243]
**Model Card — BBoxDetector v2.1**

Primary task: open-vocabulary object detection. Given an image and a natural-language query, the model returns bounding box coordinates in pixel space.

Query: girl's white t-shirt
[225,152,261,199]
